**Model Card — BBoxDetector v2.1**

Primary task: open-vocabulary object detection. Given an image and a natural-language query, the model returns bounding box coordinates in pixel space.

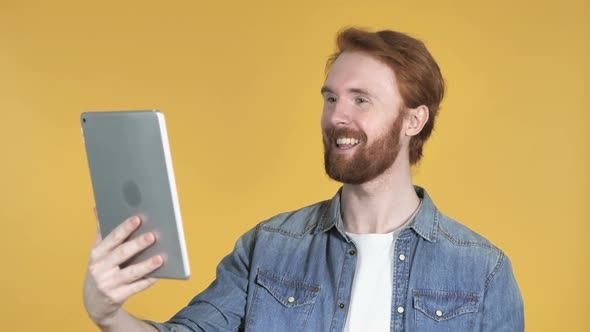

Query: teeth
[336,138,360,145]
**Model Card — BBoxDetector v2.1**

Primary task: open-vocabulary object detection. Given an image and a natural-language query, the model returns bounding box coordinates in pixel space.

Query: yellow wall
[1,0,587,330]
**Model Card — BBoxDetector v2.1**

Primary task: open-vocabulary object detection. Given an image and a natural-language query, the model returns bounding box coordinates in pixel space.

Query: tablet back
[81,110,190,279]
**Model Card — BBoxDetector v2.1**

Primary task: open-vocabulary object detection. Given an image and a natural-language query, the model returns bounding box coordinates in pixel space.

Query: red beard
[323,115,404,184]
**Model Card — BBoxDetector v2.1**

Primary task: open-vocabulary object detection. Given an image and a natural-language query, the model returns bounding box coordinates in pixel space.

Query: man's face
[321,51,406,184]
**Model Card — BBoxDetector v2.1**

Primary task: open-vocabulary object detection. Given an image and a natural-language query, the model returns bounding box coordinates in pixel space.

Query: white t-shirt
[343,230,398,332]
[343,201,422,332]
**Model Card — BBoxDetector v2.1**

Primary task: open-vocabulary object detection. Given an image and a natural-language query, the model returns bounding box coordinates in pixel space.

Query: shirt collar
[315,185,439,243]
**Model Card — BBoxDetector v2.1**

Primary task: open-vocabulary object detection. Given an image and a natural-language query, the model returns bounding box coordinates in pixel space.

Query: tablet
[81,110,190,279]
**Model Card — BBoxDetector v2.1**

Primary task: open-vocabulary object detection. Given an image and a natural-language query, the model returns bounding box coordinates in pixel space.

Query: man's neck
[341,158,420,234]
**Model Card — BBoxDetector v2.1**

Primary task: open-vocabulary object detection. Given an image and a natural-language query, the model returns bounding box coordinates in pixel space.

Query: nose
[327,100,352,127]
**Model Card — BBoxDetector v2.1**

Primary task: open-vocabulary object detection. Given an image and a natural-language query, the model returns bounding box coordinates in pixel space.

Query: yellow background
[1,0,588,330]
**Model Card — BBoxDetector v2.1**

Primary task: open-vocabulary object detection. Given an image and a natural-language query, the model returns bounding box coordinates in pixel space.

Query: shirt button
[349,250,356,256]
[397,306,405,314]
[288,296,295,303]
[339,303,345,309]
[436,310,443,317]
[399,254,406,261]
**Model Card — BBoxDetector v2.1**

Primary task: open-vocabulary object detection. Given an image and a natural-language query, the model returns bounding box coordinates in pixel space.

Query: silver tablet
[81,110,190,279]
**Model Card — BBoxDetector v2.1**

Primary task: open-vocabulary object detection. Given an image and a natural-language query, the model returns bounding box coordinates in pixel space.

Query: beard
[323,114,404,185]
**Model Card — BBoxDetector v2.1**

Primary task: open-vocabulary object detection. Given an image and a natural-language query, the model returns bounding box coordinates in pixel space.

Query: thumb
[93,207,102,245]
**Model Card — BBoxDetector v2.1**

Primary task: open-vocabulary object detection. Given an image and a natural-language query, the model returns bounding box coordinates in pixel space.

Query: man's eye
[326,96,337,103]
[355,97,368,104]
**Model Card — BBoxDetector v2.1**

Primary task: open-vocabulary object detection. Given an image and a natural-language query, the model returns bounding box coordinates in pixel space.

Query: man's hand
[83,213,164,329]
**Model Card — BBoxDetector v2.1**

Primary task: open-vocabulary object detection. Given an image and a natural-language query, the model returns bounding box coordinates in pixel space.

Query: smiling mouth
[335,137,360,150]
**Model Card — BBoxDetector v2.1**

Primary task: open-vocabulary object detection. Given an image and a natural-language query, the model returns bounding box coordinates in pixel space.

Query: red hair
[326,27,445,165]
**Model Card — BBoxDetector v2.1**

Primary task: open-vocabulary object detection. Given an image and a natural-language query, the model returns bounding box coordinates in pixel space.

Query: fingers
[89,216,141,263]
[118,255,164,285]
[85,210,164,322]
[102,231,158,268]
[92,256,163,303]
[114,277,160,302]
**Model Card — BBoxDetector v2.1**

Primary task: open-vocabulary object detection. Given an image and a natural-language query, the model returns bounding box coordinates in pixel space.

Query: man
[84,28,524,331]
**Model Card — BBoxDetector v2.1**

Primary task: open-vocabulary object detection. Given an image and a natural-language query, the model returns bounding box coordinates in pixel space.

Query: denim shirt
[148,186,524,331]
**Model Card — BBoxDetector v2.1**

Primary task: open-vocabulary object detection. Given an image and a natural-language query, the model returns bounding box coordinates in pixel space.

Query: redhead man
[84,28,524,331]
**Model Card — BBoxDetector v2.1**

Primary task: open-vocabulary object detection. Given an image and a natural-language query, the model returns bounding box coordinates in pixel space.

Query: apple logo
[123,180,142,207]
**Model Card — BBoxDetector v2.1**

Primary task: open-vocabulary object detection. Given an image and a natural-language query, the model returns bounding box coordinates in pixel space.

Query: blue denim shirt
[148,186,524,331]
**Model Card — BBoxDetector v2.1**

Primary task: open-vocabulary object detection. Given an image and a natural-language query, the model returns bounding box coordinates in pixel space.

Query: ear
[405,105,429,137]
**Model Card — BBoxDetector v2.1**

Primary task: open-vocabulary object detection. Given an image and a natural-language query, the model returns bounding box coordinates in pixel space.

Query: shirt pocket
[412,289,480,332]
[246,269,320,332]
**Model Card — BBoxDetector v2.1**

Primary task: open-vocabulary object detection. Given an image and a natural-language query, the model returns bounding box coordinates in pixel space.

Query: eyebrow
[321,85,376,98]
[320,86,334,95]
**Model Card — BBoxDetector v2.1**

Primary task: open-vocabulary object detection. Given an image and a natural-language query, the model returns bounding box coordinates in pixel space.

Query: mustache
[324,126,368,143]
